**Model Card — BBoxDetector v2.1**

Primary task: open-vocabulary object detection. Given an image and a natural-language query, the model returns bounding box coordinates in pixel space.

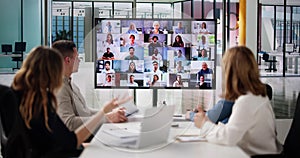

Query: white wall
[246,0,258,57]
[261,18,274,52]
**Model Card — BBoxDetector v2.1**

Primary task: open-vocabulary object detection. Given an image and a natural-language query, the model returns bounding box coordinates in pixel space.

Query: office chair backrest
[265,84,273,100]
[262,53,269,61]
[283,92,300,157]
[0,85,32,158]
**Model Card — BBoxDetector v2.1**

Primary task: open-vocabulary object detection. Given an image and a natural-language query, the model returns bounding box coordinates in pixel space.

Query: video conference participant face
[130,75,134,82]
[200,75,205,82]
[129,35,135,43]
[129,48,135,57]
[105,62,111,71]
[153,21,160,31]
[202,62,208,70]
[129,62,135,71]
[153,61,159,72]
[106,34,113,43]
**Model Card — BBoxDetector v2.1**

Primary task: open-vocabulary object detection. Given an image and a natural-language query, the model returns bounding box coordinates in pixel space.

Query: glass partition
[114,2,132,18]
[73,2,92,56]
[183,1,192,19]
[136,3,152,19]
[173,2,182,19]
[259,0,300,77]
[193,0,202,19]
[153,3,172,19]
[94,2,112,18]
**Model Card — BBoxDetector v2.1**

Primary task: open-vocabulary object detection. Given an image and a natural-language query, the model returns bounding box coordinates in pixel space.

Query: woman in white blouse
[193,46,282,156]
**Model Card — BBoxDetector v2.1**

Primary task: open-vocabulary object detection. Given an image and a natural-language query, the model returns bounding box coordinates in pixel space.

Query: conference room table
[79,117,249,158]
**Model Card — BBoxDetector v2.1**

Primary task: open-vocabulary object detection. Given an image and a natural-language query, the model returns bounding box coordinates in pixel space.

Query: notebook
[98,105,175,149]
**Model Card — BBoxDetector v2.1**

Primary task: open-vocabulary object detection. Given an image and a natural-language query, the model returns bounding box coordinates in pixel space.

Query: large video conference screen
[94,18,216,89]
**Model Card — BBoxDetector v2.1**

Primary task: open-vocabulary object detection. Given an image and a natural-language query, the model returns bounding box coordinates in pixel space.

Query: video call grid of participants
[95,19,216,89]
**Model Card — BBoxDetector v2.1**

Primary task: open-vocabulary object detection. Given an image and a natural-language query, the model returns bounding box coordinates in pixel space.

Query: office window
[261,6,274,51]
[204,0,214,19]
[292,7,300,47]
[275,6,291,48]
[173,2,182,19]
[153,3,172,19]
[51,2,71,43]
[114,3,132,18]
[94,2,112,18]
[193,0,202,19]
[73,2,92,54]
[183,1,192,19]
[136,3,152,19]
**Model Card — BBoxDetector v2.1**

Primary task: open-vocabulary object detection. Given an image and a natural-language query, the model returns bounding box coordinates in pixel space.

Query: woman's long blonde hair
[222,46,266,101]
[12,46,64,130]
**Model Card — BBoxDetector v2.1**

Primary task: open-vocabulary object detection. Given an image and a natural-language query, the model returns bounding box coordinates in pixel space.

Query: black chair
[282,92,300,157]
[252,92,300,158]
[262,53,277,72]
[0,84,31,158]
[12,42,26,71]
[265,83,273,100]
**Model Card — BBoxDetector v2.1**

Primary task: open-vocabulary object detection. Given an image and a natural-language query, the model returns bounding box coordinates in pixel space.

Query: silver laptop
[98,105,175,149]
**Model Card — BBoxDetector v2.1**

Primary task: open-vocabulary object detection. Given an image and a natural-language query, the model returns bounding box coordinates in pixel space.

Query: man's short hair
[130,75,134,78]
[152,36,158,40]
[129,47,135,51]
[152,61,158,65]
[107,47,110,50]
[105,61,111,65]
[52,40,76,58]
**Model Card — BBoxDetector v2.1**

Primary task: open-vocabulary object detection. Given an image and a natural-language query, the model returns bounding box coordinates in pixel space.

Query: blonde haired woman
[194,46,282,156]
[11,46,131,157]
[150,21,163,34]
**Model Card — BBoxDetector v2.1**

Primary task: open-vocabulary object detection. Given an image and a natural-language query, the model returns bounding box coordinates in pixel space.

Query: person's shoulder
[0,84,11,94]
[0,85,18,101]
[57,80,70,95]
[236,92,269,106]
[216,99,234,106]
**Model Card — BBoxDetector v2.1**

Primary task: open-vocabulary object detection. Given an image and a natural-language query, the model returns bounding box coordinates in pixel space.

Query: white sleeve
[204,96,258,145]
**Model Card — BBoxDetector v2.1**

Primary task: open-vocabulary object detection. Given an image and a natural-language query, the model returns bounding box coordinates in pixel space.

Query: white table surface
[0,53,22,57]
[80,121,249,158]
